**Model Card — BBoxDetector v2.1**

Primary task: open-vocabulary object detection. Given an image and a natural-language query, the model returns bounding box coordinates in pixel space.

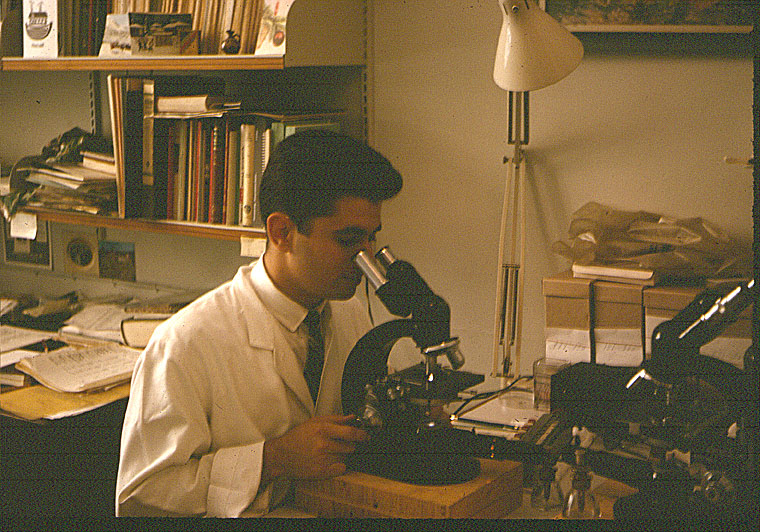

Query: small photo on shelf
[2,217,52,270]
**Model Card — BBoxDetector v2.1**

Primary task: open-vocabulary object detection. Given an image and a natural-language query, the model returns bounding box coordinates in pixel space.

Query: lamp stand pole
[492,90,529,384]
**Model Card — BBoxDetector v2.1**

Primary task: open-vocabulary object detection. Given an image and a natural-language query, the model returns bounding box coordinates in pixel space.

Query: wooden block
[293,458,522,518]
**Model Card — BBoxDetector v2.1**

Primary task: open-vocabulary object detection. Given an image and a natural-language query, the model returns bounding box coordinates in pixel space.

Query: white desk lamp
[491,0,583,382]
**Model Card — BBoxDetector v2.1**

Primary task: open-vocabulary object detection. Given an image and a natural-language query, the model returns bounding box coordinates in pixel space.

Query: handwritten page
[0,325,54,355]
[15,344,141,393]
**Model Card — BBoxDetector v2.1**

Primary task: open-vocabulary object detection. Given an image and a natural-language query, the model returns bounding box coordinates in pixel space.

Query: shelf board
[25,208,266,241]
[0,55,285,72]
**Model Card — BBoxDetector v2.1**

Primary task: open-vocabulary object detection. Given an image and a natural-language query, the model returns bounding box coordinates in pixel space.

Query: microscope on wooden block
[550,278,758,523]
[341,247,486,484]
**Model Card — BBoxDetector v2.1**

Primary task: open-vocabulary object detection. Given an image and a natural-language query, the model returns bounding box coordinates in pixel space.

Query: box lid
[543,271,643,304]
[644,284,753,318]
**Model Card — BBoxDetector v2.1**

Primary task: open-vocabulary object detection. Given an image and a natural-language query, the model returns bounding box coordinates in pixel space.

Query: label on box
[23,0,58,58]
[545,340,643,367]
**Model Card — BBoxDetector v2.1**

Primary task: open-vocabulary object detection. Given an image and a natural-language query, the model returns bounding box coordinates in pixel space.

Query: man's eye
[337,237,361,247]
[336,231,377,248]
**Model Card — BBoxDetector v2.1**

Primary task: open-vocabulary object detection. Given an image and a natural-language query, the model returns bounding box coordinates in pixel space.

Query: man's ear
[266,212,295,251]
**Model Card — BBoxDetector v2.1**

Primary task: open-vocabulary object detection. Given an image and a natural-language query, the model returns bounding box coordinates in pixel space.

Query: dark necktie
[302,310,325,404]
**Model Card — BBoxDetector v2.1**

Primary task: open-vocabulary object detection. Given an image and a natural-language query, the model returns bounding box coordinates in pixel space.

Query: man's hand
[262,415,368,482]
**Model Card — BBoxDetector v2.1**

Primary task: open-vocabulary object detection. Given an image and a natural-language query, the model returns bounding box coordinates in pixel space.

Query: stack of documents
[1,325,57,387]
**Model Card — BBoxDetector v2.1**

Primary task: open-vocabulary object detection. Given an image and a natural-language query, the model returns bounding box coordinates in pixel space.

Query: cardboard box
[293,458,522,518]
[543,271,644,366]
[643,284,752,369]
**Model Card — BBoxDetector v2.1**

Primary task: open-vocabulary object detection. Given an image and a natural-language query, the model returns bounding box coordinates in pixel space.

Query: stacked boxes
[543,272,754,369]
[542,271,644,367]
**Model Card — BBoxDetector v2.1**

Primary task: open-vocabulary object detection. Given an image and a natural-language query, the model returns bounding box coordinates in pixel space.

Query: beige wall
[368,1,754,375]
[1,4,754,378]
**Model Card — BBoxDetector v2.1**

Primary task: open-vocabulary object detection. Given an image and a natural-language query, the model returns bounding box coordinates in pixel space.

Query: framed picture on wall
[541,1,754,33]
[2,217,53,269]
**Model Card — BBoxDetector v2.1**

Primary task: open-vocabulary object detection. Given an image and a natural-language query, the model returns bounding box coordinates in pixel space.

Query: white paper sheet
[59,303,133,343]
[0,325,54,356]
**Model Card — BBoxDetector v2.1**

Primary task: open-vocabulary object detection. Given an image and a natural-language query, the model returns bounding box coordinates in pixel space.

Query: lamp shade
[493,0,583,92]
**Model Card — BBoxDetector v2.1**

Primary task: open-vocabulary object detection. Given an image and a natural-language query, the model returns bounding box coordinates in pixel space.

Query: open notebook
[16,344,141,393]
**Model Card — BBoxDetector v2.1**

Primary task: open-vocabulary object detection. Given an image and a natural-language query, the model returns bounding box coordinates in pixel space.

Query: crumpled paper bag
[552,201,751,279]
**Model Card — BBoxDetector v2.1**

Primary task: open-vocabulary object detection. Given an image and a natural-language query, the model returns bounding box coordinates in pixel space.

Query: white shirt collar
[251,256,326,333]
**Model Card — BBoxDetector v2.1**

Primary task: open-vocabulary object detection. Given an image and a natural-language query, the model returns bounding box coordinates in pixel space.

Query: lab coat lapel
[274,343,315,415]
[240,282,315,415]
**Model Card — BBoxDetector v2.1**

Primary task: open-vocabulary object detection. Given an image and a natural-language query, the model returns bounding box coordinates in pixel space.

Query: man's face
[286,196,382,308]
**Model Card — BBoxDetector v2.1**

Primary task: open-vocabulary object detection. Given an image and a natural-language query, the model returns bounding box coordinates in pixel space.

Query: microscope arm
[341,319,414,416]
[648,279,755,385]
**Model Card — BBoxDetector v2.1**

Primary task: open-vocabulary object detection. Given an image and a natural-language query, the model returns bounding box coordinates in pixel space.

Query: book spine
[196,120,211,223]
[252,118,270,225]
[185,120,196,221]
[142,79,156,186]
[107,74,126,217]
[123,77,144,218]
[191,120,203,221]
[174,120,189,221]
[207,120,226,224]
[165,121,178,220]
[224,126,240,225]
[150,118,169,219]
[239,123,256,226]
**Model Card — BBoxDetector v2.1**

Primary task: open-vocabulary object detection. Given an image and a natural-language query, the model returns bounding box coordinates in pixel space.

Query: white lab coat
[115,258,371,517]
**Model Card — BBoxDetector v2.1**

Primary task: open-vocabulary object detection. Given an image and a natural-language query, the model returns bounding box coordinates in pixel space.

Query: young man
[116,130,403,517]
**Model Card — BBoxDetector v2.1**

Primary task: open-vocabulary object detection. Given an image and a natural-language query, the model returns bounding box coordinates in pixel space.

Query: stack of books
[23,160,117,215]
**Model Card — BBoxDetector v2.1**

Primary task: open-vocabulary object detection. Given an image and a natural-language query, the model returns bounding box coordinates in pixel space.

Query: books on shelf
[237,112,342,226]
[54,0,110,57]
[155,94,241,114]
[15,343,141,393]
[81,151,116,174]
[42,163,115,182]
[12,0,302,60]
[571,262,660,286]
[105,74,344,226]
[153,110,342,225]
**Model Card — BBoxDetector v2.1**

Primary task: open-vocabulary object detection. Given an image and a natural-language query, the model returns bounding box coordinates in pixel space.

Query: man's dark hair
[259,129,403,233]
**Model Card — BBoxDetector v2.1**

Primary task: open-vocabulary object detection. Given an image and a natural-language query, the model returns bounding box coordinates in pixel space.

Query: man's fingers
[321,422,368,443]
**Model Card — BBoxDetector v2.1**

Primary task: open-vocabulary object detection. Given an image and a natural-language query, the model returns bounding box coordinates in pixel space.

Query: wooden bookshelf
[25,207,266,242]
[1,0,365,243]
